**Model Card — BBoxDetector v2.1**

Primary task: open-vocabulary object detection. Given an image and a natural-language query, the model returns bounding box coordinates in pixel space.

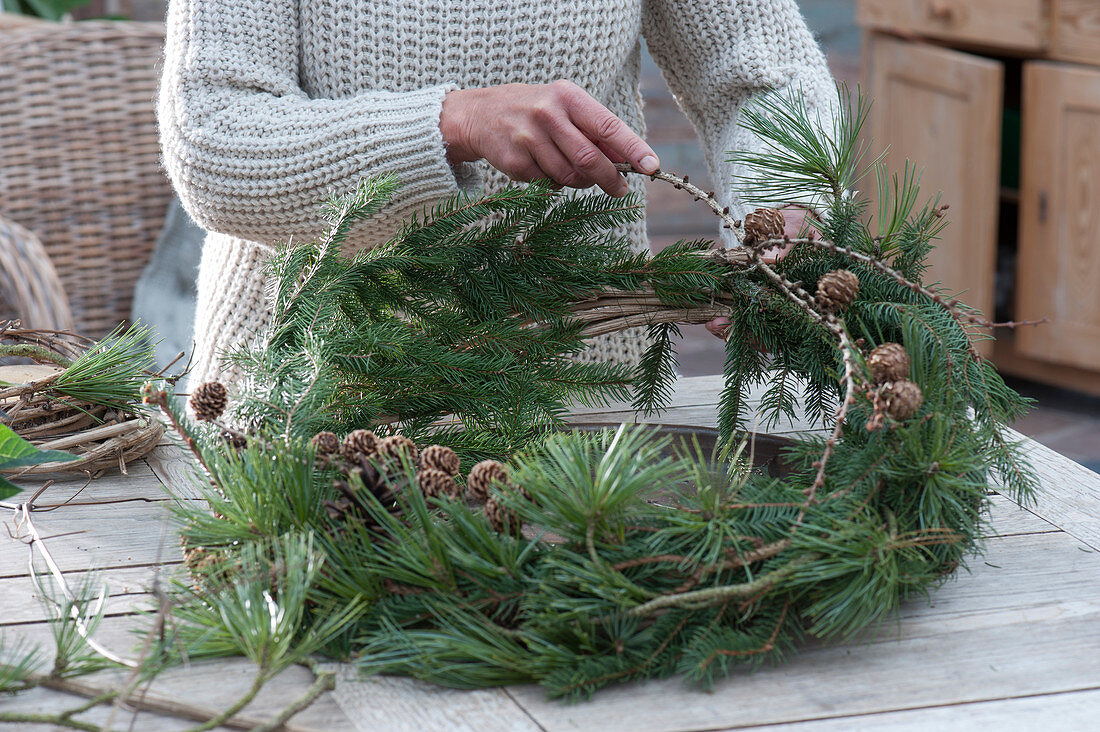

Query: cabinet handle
[928,1,956,22]
[1039,191,1048,224]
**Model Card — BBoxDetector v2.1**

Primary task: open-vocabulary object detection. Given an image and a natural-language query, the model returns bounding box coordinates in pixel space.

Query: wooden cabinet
[1017,63,1100,370]
[858,0,1047,52]
[866,36,1003,350]
[860,0,1100,394]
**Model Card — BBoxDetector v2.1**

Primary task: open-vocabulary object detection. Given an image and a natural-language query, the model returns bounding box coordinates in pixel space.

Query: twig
[22,673,316,732]
[183,666,267,732]
[249,670,336,732]
[0,343,74,368]
[141,386,207,472]
[0,711,98,731]
[626,554,814,618]
[796,326,859,526]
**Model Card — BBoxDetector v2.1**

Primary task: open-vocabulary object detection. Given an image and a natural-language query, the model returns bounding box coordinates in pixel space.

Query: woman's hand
[705,206,810,339]
[440,80,660,197]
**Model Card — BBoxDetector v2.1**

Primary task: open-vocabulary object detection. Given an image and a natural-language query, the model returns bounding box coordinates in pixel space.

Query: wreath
[156,87,1037,698]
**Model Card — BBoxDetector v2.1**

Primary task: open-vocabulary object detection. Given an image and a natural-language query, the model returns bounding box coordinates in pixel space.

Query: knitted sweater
[158,0,836,386]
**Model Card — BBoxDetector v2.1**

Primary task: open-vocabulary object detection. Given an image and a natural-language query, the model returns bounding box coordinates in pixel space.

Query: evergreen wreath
[156,87,1038,698]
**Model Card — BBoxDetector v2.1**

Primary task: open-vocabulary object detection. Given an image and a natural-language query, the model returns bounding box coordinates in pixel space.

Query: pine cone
[743,207,785,248]
[418,467,460,500]
[344,460,391,501]
[377,434,419,464]
[322,497,355,522]
[181,542,229,587]
[484,496,521,535]
[221,430,248,450]
[467,459,509,502]
[882,379,924,421]
[815,269,860,311]
[311,431,341,456]
[420,444,460,476]
[190,381,228,422]
[868,343,911,384]
[341,429,379,461]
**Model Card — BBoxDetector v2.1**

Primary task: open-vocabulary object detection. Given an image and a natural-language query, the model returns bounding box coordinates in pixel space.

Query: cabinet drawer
[1052,0,1100,65]
[857,0,1047,52]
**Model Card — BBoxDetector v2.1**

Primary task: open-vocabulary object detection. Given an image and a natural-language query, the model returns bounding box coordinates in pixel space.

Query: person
[158,0,836,386]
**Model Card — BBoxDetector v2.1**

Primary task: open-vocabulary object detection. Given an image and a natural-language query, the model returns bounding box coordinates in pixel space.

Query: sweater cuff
[369,82,483,202]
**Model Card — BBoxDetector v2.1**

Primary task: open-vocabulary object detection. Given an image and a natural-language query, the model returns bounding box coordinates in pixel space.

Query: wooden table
[4,375,1100,730]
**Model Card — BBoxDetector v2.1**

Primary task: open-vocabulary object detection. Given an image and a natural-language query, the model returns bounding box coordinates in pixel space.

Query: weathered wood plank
[2,458,181,506]
[984,494,1060,537]
[0,564,183,626]
[1003,431,1100,551]
[318,664,543,732]
[145,441,206,500]
[1,664,355,732]
[8,617,531,731]
[0,501,182,578]
[733,686,1100,731]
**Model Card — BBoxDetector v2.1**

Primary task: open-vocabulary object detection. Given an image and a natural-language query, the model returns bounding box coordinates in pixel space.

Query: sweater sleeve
[641,0,837,246]
[158,0,480,246]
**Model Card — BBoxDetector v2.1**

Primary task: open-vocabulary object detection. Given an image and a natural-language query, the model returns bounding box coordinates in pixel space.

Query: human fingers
[528,137,590,190]
[494,148,553,185]
[563,82,659,174]
[549,123,629,196]
[595,141,628,165]
[705,317,732,339]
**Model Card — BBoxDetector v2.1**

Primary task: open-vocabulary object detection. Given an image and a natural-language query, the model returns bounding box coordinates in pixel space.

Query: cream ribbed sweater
[158,0,835,385]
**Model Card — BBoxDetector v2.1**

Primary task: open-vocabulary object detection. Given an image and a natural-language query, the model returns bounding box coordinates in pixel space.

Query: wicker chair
[0,17,172,338]
[0,214,75,331]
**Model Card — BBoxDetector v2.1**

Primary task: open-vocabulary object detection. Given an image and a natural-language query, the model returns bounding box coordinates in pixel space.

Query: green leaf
[0,423,78,500]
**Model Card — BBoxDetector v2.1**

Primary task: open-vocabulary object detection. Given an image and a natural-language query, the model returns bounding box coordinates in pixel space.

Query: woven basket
[0,214,76,331]
[0,17,172,339]
[0,326,164,476]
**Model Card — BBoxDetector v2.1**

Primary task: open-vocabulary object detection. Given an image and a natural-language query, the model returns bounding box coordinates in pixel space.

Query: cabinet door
[866,35,1003,345]
[1017,62,1100,369]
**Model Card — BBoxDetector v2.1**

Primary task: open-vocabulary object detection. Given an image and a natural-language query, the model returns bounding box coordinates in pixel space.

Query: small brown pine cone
[484,496,521,535]
[467,459,508,503]
[743,207,785,248]
[377,434,419,464]
[418,467,460,500]
[310,431,341,456]
[815,269,860,311]
[882,379,924,421]
[190,381,228,422]
[181,544,229,588]
[421,444,460,476]
[221,430,248,450]
[341,429,379,461]
[868,343,911,384]
[333,478,356,501]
